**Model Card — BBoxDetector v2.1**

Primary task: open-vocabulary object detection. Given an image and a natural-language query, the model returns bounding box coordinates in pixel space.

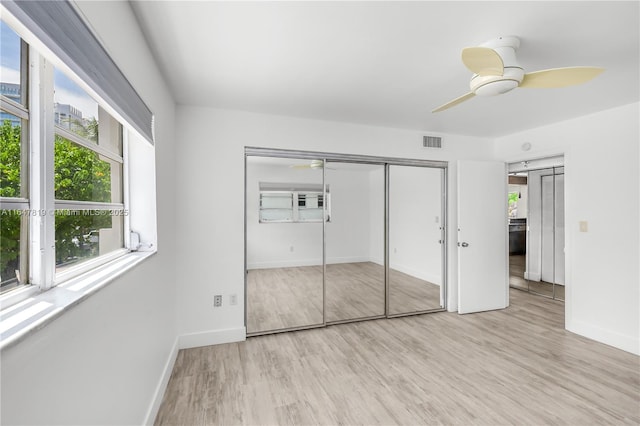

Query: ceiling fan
[290,159,335,170]
[432,36,604,112]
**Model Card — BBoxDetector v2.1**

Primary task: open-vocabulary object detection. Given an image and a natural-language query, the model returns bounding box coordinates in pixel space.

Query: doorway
[245,148,447,336]
[508,157,565,301]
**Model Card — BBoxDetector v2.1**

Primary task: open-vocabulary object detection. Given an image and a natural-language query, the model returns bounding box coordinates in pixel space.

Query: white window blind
[3,0,154,144]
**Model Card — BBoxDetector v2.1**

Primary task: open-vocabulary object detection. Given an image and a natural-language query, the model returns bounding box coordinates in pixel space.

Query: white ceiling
[130,1,639,138]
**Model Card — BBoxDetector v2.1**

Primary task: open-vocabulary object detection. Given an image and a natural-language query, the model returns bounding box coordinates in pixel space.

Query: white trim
[143,336,179,426]
[54,248,129,285]
[54,125,124,163]
[0,198,29,209]
[122,131,131,249]
[389,262,442,286]
[53,200,124,211]
[178,327,246,350]
[0,95,29,119]
[0,285,38,311]
[566,319,639,356]
[247,256,374,270]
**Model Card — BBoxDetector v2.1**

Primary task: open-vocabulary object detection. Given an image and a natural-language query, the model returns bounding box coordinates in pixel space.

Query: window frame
[1,25,131,298]
[0,35,30,294]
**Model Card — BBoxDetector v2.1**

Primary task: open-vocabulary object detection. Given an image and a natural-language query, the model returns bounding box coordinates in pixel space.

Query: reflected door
[245,156,324,334]
[388,165,445,315]
[325,162,385,322]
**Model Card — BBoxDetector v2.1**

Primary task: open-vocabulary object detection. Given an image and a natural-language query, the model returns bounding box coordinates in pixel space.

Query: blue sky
[2,20,97,119]
[1,21,21,82]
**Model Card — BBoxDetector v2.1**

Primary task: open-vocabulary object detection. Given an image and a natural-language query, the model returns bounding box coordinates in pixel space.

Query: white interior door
[457,160,508,314]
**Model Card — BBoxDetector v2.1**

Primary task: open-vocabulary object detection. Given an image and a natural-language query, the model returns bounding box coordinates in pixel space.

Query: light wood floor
[155,289,640,425]
[510,255,565,300]
[247,262,442,333]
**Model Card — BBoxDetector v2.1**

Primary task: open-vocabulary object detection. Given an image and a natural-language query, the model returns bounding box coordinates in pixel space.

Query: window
[0,19,129,295]
[53,68,125,272]
[0,21,28,293]
[258,183,330,223]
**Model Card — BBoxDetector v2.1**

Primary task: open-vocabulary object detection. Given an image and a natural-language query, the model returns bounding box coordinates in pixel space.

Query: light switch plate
[579,221,588,232]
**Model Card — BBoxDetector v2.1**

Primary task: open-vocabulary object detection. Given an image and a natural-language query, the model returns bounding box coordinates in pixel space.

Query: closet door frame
[245,147,448,336]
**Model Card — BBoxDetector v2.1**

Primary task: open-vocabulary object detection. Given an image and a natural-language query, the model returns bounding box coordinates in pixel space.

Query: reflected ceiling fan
[290,159,335,170]
[432,36,604,112]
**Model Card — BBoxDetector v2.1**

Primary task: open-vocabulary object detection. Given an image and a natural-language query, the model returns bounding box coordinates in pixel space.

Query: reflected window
[258,183,329,223]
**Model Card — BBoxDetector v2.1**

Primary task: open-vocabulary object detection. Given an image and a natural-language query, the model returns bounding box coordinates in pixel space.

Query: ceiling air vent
[423,136,442,148]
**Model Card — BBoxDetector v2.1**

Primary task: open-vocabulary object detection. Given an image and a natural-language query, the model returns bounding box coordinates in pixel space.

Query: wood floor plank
[155,289,640,425]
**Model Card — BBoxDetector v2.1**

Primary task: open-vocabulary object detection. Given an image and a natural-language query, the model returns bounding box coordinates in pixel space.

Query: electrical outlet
[230,294,238,305]
[214,294,222,307]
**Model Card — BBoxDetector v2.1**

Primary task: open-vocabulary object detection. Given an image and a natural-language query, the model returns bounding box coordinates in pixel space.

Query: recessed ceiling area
[130,1,639,138]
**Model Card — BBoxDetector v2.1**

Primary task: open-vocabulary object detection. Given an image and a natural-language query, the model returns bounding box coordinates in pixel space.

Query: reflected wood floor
[155,290,640,425]
[510,255,565,300]
[247,262,441,333]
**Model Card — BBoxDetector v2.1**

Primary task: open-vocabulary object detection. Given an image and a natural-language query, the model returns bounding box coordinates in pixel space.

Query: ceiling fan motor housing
[470,36,525,96]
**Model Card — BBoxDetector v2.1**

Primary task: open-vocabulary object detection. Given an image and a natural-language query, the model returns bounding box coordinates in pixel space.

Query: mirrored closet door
[245,156,325,334]
[388,165,445,315]
[324,162,385,323]
[508,158,564,301]
[246,149,448,336]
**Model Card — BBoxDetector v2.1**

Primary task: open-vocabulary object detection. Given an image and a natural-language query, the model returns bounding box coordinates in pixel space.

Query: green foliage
[54,135,111,203]
[508,191,519,205]
[0,120,22,279]
[54,134,112,264]
[0,119,21,198]
[0,118,112,282]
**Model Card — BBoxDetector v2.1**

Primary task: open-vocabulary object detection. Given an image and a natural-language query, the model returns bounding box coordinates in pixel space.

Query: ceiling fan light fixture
[310,159,324,169]
[474,78,520,96]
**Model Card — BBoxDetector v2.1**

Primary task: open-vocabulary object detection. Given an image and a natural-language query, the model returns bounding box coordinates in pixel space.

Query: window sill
[0,250,155,352]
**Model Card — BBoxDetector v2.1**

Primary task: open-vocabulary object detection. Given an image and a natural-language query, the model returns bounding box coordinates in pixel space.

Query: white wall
[495,102,640,355]
[175,105,496,341]
[0,2,178,424]
[389,165,443,285]
[325,165,379,265]
[369,167,385,265]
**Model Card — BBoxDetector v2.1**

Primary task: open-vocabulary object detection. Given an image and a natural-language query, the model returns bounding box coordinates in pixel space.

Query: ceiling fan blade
[432,92,475,113]
[520,67,604,88]
[461,47,504,76]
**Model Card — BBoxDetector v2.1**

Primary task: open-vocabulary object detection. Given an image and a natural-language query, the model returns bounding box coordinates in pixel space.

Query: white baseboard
[390,263,441,286]
[247,259,321,269]
[566,319,639,355]
[524,271,541,281]
[144,337,179,425]
[248,256,373,269]
[143,327,247,424]
[178,326,246,350]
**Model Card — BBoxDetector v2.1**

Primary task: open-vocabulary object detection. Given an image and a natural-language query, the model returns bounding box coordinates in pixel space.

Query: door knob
[460,242,469,247]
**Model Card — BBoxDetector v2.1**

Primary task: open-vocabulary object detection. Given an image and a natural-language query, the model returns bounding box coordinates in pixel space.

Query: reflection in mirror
[325,162,385,322]
[509,166,565,301]
[508,172,529,292]
[388,165,444,315]
[246,156,324,333]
